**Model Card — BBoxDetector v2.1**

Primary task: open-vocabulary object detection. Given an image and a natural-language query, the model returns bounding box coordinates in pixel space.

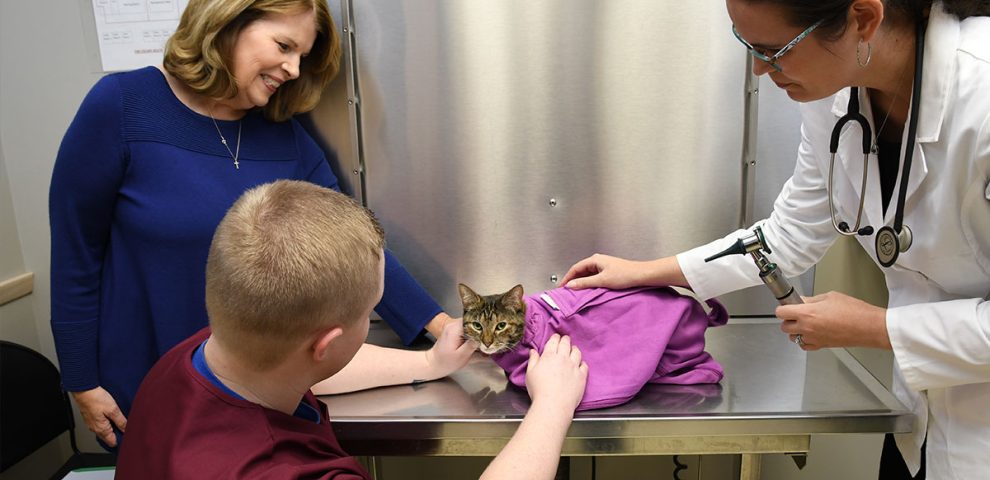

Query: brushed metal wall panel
[312,1,809,315]
[364,0,745,313]
[308,0,360,198]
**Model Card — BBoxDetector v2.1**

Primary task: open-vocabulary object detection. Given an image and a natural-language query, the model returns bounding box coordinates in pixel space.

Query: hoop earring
[857,41,872,67]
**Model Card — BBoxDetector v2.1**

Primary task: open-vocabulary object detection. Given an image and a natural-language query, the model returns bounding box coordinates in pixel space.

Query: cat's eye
[470,322,483,331]
[495,322,507,331]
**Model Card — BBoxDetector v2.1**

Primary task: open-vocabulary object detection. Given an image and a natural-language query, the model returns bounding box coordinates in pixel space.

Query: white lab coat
[678,5,990,479]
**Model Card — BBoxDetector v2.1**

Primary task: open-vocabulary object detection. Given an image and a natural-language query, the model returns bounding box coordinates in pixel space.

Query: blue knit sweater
[49,67,441,416]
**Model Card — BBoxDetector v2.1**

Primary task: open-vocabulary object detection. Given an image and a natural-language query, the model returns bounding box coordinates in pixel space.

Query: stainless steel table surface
[320,320,912,465]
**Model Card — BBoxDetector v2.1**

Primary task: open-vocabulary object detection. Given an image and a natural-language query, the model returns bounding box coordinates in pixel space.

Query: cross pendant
[234,159,240,169]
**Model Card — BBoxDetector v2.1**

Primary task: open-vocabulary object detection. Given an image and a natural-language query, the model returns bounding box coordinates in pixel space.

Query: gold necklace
[870,61,912,154]
[870,90,900,154]
[208,106,242,170]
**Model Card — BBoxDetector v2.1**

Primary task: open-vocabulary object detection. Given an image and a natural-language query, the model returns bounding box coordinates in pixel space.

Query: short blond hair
[163,0,341,122]
[205,180,384,370]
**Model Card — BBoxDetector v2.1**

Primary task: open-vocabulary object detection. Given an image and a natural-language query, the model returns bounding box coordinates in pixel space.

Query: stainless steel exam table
[320,321,912,480]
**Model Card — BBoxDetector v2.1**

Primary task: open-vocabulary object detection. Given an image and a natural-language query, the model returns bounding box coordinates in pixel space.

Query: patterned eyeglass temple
[732,19,824,72]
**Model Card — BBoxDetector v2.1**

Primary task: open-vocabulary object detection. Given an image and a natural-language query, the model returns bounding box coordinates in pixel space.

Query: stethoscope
[827,20,925,268]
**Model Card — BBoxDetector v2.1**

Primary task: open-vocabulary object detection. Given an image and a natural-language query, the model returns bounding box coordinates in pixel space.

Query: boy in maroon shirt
[116,180,588,479]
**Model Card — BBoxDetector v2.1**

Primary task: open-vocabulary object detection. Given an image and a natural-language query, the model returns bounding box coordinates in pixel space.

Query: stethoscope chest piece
[875,224,913,267]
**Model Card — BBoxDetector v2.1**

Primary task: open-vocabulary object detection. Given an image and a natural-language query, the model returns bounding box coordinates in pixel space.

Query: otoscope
[704,226,804,305]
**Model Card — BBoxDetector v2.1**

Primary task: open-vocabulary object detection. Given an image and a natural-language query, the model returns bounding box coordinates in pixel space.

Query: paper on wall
[91,0,189,72]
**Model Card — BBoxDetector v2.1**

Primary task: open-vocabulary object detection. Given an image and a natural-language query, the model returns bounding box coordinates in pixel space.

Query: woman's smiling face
[226,8,318,112]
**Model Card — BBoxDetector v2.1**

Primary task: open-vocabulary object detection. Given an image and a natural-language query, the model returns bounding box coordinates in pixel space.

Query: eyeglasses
[732,19,824,72]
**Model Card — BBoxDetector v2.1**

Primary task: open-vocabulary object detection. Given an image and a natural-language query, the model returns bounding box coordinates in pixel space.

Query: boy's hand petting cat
[424,319,478,378]
[525,334,588,413]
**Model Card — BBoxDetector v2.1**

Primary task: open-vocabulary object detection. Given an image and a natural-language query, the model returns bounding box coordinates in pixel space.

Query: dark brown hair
[748,0,989,40]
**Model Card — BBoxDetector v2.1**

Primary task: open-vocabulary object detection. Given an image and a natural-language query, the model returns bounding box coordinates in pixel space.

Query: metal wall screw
[550,274,559,283]
[549,198,558,207]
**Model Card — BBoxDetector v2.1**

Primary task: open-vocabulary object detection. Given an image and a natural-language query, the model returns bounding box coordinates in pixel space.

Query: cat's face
[458,283,527,355]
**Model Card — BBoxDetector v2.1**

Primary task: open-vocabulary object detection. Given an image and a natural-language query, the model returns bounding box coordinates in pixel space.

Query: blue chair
[0,340,115,479]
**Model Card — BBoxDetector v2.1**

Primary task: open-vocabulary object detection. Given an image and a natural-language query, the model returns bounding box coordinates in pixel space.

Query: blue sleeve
[375,251,443,344]
[297,123,442,345]
[49,75,128,391]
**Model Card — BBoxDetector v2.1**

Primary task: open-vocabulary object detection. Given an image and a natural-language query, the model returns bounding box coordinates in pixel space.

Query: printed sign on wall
[91,0,189,72]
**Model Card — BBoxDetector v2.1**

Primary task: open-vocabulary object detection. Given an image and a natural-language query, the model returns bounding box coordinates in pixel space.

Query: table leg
[554,456,570,480]
[739,453,762,480]
[362,455,382,480]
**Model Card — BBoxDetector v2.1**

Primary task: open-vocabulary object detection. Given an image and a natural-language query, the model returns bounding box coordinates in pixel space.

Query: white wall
[0,144,34,341]
[1,0,105,354]
[0,132,75,480]
[0,1,107,472]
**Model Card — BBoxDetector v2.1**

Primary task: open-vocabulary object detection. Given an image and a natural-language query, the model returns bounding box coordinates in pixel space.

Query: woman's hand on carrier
[561,254,687,291]
[561,254,647,290]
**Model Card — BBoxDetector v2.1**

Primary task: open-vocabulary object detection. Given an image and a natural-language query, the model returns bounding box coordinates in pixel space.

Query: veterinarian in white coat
[562,1,990,478]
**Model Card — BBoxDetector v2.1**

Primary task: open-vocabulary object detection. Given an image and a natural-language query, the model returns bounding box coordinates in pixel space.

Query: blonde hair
[163,0,341,122]
[205,180,385,370]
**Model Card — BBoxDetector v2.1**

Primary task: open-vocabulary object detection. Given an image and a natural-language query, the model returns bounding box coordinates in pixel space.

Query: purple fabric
[491,286,728,411]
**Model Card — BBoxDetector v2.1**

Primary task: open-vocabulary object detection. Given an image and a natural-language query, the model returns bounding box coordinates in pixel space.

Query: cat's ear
[458,283,483,309]
[500,284,525,312]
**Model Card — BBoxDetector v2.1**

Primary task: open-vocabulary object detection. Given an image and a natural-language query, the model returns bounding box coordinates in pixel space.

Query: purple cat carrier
[491,286,728,411]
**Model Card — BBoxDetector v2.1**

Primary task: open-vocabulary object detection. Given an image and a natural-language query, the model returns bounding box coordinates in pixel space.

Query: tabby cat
[457,283,527,355]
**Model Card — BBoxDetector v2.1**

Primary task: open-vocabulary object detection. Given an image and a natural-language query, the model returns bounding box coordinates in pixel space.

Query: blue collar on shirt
[192,340,321,424]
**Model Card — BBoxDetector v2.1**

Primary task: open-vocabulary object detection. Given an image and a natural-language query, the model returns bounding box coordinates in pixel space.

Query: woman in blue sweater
[49,0,470,449]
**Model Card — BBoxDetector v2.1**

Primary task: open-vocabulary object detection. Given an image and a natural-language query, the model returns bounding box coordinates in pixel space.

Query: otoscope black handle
[776,288,804,306]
